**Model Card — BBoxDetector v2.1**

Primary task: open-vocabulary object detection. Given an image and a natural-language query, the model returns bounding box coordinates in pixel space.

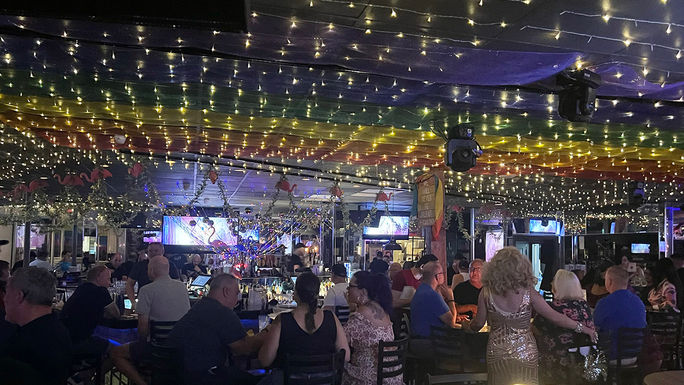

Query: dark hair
[458,259,470,271]
[369,259,389,275]
[651,258,681,290]
[295,272,321,333]
[403,261,415,270]
[353,271,393,316]
[0,260,9,273]
[416,254,438,268]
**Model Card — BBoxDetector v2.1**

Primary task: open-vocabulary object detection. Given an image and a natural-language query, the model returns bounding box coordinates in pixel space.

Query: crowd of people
[0,242,681,385]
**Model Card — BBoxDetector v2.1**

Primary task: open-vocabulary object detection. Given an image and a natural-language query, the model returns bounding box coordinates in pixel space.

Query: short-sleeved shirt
[323,282,349,308]
[410,283,450,337]
[28,259,53,271]
[61,282,113,343]
[0,313,73,385]
[593,289,646,358]
[168,297,246,375]
[129,259,180,290]
[136,277,190,321]
[391,269,421,292]
[453,281,481,307]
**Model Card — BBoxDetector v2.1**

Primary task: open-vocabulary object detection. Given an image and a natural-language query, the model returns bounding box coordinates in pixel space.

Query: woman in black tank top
[258,273,350,377]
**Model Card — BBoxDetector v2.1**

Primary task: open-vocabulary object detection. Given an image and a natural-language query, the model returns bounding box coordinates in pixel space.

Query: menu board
[417,174,436,227]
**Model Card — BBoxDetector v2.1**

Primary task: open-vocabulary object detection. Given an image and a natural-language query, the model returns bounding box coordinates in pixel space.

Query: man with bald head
[126,242,180,312]
[169,274,268,384]
[594,265,646,360]
[112,256,190,385]
[410,261,459,337]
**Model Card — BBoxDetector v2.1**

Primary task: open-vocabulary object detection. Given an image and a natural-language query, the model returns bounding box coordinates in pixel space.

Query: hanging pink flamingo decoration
[128,163,144,178]
[376,191,393,202]
[53,173,84,186]
[80,168,113,183]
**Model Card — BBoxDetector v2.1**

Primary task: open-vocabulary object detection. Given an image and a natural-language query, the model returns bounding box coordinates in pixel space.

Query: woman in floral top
[343,271,402,385]
[533,269,594,385]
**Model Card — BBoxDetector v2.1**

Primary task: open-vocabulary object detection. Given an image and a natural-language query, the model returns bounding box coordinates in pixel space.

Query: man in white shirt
[323,264,349,322]
[111,256,190,385]
[28,251,53,271]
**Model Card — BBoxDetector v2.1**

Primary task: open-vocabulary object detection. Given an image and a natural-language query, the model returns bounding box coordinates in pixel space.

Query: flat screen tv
[363,216,409,239]
[143,231,161,243]
[162,216,237,247]
[529,219,559,234]
[631,243,650,254]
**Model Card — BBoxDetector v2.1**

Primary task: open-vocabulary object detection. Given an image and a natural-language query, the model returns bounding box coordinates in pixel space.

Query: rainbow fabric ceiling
[0,2,682,201]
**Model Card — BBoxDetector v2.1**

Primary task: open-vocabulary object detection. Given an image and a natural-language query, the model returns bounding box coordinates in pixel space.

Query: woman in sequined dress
[464,248,597,385]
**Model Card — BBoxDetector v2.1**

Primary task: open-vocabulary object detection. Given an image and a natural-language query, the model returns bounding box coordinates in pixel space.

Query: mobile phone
[627,262,637,273]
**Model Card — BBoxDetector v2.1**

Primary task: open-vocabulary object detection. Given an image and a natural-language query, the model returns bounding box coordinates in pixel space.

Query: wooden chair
[566,333,598,385]
[376,338,408,385]
[149,320,177,346]
[334,306,350,325]
[397,312,411,340]
[647,310,682,369]
[284,349,346,385]
[150,344,183,385]
[598,327,647,385]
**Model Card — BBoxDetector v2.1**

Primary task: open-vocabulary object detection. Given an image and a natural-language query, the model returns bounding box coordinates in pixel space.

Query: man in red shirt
[391,254,437,308]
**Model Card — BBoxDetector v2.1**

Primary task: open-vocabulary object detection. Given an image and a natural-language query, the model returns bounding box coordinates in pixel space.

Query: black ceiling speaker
[444,124,482,172]
[1,1,249,32]
[557,69,601,122]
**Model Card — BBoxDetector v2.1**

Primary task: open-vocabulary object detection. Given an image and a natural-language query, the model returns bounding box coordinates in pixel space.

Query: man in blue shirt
[410,261,457,338]
[593,265,646,360]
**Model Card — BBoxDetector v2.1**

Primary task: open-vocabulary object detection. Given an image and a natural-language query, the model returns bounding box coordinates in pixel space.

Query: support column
[470,208,476,260]
[22,222,31,267]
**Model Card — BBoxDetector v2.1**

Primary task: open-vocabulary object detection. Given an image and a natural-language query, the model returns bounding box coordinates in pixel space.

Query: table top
[643,370,684,385]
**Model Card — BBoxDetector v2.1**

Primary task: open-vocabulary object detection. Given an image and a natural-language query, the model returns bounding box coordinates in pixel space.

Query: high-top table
[643,370,684,385]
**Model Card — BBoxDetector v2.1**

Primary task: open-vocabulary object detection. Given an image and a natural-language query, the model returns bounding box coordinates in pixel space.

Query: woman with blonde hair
[533,269,595,385]
[464,248,597,385]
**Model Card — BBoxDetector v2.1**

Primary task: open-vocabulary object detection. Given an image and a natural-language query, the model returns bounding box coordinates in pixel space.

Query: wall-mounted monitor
[363,216,409,239]
[143,231,162,243]
[631,243,650,254]
[529,219,559,234]
[162,216,237,247]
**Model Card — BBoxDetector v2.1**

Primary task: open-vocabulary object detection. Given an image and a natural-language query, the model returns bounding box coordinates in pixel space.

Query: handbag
[582,346,607,383]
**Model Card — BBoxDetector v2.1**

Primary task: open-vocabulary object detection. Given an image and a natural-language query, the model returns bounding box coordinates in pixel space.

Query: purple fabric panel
[592,63,684,100]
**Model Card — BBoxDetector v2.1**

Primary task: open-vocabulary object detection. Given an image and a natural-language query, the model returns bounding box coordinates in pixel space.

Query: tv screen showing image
[631,243,650,254]
[162,216,237,247]
[363,216,409,239]
[529,219,559,234]
[143,231,162,243]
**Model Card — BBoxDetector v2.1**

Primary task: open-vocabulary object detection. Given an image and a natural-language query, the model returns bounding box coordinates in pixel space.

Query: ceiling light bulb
[391,9,397,17]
